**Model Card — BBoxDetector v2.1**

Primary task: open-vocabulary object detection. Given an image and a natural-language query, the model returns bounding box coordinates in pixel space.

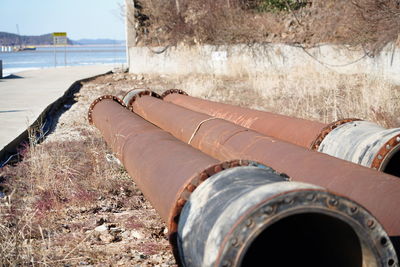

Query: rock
[131,230,145,239]
[99,231,115,243]
[95,225,108,232]
[96,217,107,226]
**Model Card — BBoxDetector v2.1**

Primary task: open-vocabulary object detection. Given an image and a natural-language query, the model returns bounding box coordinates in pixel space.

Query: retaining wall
[128,43,400,85]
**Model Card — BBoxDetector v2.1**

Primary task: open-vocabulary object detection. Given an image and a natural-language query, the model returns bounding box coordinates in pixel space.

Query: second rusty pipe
[129,94,400,240]
[161,91,400,175]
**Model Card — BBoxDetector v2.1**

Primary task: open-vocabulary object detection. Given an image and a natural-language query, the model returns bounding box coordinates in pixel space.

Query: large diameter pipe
[88,97,398,266]
[88,96,216,239]
[160,90,351,149]
[129,94,400,239]
[161,90,400,175]
[88,95,256,259]
[178,166,397,267]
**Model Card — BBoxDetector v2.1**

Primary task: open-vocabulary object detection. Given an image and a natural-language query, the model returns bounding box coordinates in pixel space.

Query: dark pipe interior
[240,213,362,267]
[383,148,400,178]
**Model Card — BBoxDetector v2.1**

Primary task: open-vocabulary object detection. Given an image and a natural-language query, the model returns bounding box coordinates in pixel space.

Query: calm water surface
[0,45,126,76]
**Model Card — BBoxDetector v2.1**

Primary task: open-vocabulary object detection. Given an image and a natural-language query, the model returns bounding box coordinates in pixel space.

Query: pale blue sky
[0,0,125,40]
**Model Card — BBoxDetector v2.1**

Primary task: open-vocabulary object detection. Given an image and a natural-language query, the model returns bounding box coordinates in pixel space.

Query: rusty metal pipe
[162,91,400,175]
[88,95,262,260]
[88,95,215,245]
[161,90,342,149]
[89,95,398,265]
[129,94,400,241]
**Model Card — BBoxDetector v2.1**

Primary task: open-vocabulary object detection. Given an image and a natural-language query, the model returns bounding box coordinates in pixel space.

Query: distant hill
[0,32,124,46]
[72,39,125,45]
[0,32,73,46]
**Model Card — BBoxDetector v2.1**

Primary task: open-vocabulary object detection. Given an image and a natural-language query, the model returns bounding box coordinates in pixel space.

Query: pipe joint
[122,88,161,108]
[310,118,362,150]
[318,121,400,176]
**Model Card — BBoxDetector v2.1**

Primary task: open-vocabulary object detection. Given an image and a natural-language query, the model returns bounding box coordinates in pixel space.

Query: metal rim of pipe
[318,121,400,176]
[165,159,262,261]
[178,166,398,267]
[125,89,161,109]
[88,95,126,125]
[122,88,161,107]
[161,89,189,99]
[309,118,363,150]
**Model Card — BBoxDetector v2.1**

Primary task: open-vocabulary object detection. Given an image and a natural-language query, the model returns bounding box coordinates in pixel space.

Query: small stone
[95,225,108,232]
[99,231,115,243]
[96,218,107,226]
[131,230,145,239]
[121,230,131,240]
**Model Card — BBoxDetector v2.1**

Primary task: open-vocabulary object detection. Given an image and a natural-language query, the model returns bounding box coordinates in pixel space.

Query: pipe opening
[382,144,400,177]
[240,213,363,267]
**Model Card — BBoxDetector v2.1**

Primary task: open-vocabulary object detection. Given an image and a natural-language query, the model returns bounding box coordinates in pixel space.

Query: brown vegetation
[134,0,400,55]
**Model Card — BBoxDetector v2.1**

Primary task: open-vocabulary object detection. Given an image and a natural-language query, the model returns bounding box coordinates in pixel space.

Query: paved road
[0,65,111,151]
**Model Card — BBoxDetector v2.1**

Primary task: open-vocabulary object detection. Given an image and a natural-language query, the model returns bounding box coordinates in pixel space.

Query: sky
[0,0,126,40]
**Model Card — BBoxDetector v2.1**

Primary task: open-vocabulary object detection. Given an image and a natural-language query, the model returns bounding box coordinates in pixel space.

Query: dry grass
[1,70,399,265]
[0,72,175,266]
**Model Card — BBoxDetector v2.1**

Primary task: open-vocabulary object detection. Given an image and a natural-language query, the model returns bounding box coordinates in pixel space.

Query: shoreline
[1,63,126,78]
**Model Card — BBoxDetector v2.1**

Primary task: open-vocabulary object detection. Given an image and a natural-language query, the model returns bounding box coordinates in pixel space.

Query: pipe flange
[310,118,362,151]
[161,89,189,99]
[168,159,279,263]
[217,190,398,267]
[127,90,161,110]
[372,133,400,171]
[88,95,125,125]
[123,88,161,107]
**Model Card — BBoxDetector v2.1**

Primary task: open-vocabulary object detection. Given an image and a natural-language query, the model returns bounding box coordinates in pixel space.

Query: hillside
[73,38,125,45]
[134,0,400,55]
[0,32,124,46]
[0,32,74,46]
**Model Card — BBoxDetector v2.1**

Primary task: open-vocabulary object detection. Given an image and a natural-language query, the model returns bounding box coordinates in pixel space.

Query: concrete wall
[127,43,400,85]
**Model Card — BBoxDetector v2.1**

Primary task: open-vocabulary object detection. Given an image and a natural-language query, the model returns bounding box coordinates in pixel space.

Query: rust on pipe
[129,94,400,240]
[88,95,256,259]
[162,91,400,175]
[162,90,348,149]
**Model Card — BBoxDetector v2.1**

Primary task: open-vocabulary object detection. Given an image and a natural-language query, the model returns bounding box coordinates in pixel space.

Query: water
[0,45,127,76]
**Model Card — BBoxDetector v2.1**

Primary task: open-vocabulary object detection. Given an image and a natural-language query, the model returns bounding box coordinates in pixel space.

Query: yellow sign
[53,32,67,37]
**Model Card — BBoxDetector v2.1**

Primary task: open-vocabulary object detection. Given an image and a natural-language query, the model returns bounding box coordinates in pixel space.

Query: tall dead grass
[0,129,128,264]
[0,72,175,265]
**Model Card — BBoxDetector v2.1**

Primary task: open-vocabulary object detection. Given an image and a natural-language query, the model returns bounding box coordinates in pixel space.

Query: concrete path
[0,65,111,151]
